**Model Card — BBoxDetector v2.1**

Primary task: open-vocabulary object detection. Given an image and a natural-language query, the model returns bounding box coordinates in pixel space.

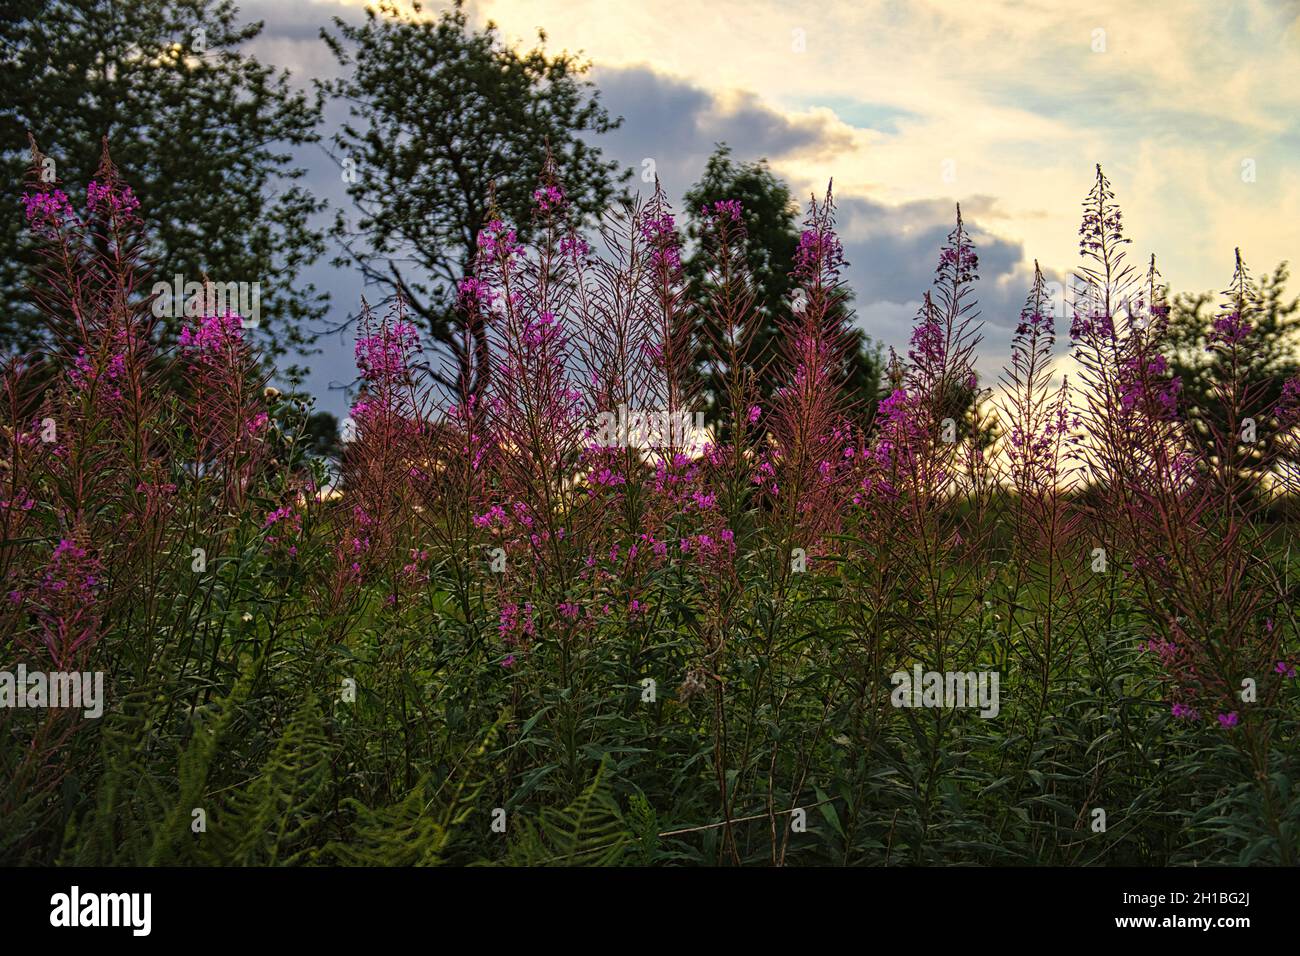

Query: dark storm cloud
[836,194,1025,308]
[591,65,854,200]
[834,195,1049,383]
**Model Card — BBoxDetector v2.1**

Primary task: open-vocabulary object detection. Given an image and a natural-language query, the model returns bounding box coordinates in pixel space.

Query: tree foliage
[319,0,629,389]
[1165,256,1300,479]
[682,144,882,426]
[0,0,328,362]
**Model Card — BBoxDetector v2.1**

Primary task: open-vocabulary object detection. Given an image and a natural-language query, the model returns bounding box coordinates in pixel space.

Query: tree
[303,411,341,460]
[1165,255,1300,474]
[0,0,328,363]
[682,145,881,428]
[320,0,629,390]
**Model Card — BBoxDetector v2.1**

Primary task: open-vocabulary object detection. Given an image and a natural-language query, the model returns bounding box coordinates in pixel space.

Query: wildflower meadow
[2,136,1297,872]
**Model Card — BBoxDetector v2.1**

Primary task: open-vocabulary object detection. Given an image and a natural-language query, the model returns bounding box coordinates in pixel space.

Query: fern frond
[499,760,629,866]
[199,691,331,865]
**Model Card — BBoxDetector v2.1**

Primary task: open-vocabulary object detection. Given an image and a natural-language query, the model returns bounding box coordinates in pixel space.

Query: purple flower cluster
[21,189,73,233]
[477,219,521,261]
[1209,311,1252,346]
[703,199,743,223]
[938,244,978,272]
[1015,306,1053,338]
[908,314,946,370]
[68,344,128,403]
[86,179,141,219]
[457,276,497,312]
[1079,204,1124,257]
[532,184,566,212]
[1118,354,1181,419]
[263,505,302,557]
[794,227,844,278]
[640,211,681,271]
[355,322,420,384]
[12,538,106,668]
[179,311,245,359]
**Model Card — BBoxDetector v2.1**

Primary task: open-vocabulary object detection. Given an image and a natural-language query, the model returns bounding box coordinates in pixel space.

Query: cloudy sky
[241,0,1300,417]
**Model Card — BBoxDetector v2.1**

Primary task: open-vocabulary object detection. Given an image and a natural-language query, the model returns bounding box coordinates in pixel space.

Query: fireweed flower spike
[765,184,855,555]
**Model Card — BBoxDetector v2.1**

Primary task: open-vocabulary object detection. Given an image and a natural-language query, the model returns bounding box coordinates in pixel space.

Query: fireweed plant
[1,144,1297,866]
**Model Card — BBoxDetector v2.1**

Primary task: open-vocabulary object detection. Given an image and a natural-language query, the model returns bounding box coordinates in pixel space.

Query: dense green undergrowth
[4,152,1298,867]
